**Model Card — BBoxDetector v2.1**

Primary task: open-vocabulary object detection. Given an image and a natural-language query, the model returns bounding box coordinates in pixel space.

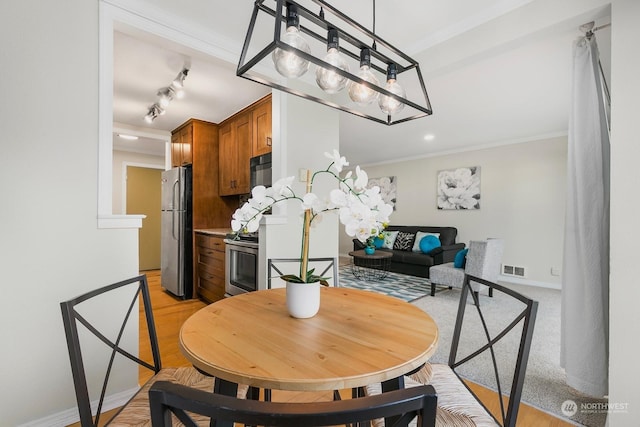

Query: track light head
[144,103,164,123]
[171,68,189,89]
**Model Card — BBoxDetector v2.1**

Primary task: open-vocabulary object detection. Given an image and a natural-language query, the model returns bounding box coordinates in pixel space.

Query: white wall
[608,0,640,423]
[112,150,165,214]
[0,1,141,425]
[261,94,340,288]
[339,137,567,287]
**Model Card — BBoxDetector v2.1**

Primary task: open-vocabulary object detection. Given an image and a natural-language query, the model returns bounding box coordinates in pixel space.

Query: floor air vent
[502,264,526,278]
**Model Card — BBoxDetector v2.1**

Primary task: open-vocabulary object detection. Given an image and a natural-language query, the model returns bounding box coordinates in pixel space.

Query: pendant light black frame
[237,0,433,126]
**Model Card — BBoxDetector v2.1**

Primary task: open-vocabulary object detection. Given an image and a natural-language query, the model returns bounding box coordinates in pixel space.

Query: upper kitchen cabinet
[172,119,237,229]
[219,111,252,196]
[252,95,272,157]
[171,122,193,167]
[218,94,271,196]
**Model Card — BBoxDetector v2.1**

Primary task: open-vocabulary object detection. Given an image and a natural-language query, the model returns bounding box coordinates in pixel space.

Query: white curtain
[561,35,610,397]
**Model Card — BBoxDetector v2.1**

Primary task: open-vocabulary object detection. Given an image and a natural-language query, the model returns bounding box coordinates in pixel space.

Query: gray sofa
[352,225,465,278]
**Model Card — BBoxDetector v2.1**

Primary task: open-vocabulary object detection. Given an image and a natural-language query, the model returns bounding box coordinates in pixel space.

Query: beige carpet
[410,283,608,427]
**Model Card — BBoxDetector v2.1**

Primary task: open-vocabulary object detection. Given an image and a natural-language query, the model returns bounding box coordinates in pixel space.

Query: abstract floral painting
[368,176,397,210]
[437,167,480,210]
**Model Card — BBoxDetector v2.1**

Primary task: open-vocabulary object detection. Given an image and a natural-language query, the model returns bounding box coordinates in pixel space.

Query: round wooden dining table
[179,286,439,393]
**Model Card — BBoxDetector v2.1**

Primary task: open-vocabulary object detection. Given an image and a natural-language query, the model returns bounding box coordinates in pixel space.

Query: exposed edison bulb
[379,64,406,115]
[272,4,310,79]
[348,48,380,105]
[316,29,349,94]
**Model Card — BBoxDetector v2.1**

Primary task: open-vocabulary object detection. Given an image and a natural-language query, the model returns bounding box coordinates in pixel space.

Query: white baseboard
[17,387,138,427]
[498,274,562,290]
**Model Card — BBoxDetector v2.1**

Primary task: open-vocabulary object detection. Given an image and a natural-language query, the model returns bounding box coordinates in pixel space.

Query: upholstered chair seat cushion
[109,367,248,426]
[364,363,498,427]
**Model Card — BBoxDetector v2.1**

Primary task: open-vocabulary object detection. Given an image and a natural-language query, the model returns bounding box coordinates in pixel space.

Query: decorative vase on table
[285,280,321,318]
[230,150,394,319]
[364,246,376,255]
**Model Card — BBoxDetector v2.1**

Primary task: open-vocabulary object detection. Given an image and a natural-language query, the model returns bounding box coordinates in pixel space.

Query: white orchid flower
[353,166,368,190]
[272,176,295,198]
[324,149,349,173]
[251,185,267,202]
[329,188,348,208]
[245,213,262,232]
[302,192,327,214]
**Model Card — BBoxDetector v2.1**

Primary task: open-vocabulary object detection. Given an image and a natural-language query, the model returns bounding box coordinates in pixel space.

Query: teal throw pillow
[454,248,468,268]
[419,235,441,254]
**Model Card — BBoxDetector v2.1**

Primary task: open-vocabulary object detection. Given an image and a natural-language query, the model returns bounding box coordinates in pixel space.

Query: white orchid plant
[231,150,393,284]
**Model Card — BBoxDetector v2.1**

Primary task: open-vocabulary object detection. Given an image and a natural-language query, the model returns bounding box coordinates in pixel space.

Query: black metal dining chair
[60,274,247,426]
[366,274,538,427]
[149,380,437,427]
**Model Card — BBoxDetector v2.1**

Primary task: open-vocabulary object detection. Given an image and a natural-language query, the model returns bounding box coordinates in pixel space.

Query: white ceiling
[112,0,611,166]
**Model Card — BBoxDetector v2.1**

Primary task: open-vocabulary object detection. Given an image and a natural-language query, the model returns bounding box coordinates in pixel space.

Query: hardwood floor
[69,269,572,426]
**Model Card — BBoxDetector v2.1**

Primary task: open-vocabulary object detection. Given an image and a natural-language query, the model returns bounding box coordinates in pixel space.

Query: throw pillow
[393,232,415,251]
[454,248,469,268]
[419,235,441,254]
[412,231,441,252]
[382,231,399,249]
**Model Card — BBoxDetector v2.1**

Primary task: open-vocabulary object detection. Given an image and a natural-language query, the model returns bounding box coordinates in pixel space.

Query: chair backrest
[149,380,437,427]
[465,239,504,281]
[449,274,538,427]
[267,257,339,288]
[60,275,161,426]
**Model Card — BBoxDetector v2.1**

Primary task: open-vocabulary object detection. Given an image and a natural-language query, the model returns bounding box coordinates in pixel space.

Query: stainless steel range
[224,233,259,296]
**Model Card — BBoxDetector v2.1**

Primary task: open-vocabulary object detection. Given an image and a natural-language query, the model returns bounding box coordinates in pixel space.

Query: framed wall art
[368,176,397,210]
[437,167,480,210]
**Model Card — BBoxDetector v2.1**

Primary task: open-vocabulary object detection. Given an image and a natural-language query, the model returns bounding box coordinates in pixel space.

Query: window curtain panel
[561,34,610,397]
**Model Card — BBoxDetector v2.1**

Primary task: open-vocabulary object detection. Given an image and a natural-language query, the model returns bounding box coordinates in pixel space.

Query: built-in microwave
[250,153,272,188]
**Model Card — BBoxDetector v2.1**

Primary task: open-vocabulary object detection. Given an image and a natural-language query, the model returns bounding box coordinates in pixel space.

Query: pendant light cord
[372,0,377,50]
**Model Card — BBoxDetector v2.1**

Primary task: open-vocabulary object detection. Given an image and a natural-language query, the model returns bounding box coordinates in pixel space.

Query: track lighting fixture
[144,104,165,124]
[157,87,175,108]
[171,68,189,89]
[237,0,432,125]
[143,66,189,123]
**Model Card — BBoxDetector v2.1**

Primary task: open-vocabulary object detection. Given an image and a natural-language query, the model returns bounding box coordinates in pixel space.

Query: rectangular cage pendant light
[237,0,433,125]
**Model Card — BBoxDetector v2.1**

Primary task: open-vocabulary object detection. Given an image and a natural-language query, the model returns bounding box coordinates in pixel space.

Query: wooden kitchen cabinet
[218,94,272,196]
[252,95,272,157]
[219,111,252,196]
[171,123,193,167]
[195,233,226,303]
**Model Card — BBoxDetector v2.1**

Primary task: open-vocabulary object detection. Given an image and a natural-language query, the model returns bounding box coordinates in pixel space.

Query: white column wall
[261,94,340,288]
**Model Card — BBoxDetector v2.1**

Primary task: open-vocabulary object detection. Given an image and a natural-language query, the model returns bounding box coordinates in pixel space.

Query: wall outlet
[551,267,561,276]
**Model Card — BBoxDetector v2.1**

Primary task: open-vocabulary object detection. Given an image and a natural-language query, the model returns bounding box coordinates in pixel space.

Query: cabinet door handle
[266,137,272,147]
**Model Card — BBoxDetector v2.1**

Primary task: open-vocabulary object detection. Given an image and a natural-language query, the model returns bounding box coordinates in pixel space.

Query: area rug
[338,265,431,302]
[338,266,607,426]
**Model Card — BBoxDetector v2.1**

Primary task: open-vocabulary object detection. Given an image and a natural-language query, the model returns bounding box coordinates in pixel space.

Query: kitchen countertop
[194,228,232,237]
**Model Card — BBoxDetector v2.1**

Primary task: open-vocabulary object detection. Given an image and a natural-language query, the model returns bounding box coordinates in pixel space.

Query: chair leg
[489,287,494,297]
[473,290,480,306]
[430,282,436,296]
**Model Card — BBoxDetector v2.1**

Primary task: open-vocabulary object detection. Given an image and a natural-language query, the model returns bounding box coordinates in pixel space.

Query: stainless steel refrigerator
[161,165,193,298]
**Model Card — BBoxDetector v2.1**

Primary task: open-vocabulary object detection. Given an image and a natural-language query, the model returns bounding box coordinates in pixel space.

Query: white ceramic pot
[285,281,321,318]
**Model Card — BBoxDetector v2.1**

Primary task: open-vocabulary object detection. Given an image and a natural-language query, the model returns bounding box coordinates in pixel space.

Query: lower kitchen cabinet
[195,233,226,303]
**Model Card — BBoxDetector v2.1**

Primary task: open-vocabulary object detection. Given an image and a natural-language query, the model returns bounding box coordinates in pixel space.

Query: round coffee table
[349,249,393,280]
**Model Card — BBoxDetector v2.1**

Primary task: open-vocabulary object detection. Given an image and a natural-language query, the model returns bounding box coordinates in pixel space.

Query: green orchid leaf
[280,274,304,283]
